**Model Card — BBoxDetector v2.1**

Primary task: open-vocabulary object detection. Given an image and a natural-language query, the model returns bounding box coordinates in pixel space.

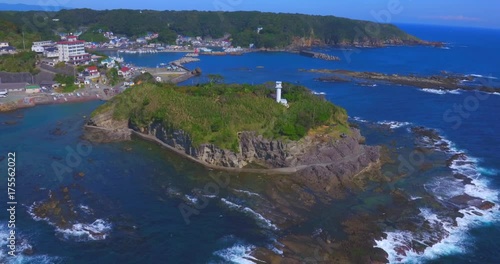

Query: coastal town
[1,4,499,264]
[0,30,225,111]
[0,15,364,113]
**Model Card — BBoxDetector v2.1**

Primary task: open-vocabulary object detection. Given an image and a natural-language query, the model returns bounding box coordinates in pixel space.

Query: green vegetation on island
[93,82,349,151]
[0,9,421,48]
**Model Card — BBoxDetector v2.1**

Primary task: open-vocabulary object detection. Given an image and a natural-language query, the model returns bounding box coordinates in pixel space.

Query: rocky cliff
[85,112,380,183]
[84,110,131,142]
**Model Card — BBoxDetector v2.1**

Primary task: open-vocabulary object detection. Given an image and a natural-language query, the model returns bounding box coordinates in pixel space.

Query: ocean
[0,24,499,263]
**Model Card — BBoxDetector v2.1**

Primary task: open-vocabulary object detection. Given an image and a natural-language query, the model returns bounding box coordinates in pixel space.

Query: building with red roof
[86,66,100,77]
[118,66,132,78]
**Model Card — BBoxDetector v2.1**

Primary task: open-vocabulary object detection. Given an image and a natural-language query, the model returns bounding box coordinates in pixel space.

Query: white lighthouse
[275,81,282,103]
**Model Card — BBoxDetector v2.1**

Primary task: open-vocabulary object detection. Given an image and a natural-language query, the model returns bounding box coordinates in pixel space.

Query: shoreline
[85,125,299,175]
[94,41,443,58]
[0,94,104,113]
[84,125,381,177]
[308,69,500,93]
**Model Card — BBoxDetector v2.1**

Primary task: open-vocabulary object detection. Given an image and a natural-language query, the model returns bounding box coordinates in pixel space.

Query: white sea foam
[212,244,263,264]
[376,204,499,263]
[477,167,499,176]
[424,177,465,200]
[184,194,199,205]
[376,130,500,263]
[220,198,278,230]
[27,202,49,222]
[56,219,112,242]
[79,204,93,215]
[464,180,499,202]
[271,246,284,255]
[421,88,447,95]
[377,120,412,129]
[312,91,326,95]
[0,223,60,263]
[469,74,498,80]
[420,88,462,95]
[351,116,368,123]
[27,203,112,242]
[233,189,262,198]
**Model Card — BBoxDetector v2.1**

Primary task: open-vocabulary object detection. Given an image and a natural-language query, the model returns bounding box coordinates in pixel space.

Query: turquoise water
[1,24,500,263]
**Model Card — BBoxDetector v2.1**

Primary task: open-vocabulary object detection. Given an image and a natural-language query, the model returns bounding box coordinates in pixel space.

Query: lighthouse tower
[275,81,282,103]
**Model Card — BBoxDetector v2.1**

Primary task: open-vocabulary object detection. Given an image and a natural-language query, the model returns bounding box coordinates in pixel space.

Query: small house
[118,66,132,78]
[86,66,100,77]
[25,85,41,94]
[0,46,16,54]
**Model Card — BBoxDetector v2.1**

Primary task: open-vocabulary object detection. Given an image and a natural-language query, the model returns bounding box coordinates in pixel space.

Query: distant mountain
[0,3,68,11]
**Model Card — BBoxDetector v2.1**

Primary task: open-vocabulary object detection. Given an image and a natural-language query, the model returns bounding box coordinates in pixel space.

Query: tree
[133,72,155,84]
[55,61,66,69]
[106,68,119,86]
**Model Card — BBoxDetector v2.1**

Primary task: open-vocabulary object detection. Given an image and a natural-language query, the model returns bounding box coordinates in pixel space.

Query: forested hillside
[0,9,421,48]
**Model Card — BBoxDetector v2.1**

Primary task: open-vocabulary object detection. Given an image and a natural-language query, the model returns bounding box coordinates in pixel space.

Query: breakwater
[299,50,340,61]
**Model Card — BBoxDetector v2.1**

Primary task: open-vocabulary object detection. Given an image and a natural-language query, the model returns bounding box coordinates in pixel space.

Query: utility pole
[22,31,26,50]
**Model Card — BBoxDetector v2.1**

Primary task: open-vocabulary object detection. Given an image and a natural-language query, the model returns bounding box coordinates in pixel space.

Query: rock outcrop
[86,112,380,181]
[83,110,131,142]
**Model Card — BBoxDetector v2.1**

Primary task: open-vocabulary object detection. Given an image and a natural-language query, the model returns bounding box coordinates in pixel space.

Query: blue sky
[4,0,499,28]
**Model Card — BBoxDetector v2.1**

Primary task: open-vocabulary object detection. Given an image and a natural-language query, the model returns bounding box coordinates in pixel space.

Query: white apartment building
[32,40,54,46]
[32,40,55,53]
[57,38,90,64]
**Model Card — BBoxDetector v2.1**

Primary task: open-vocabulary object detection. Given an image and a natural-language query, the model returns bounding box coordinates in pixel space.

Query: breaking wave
[233,189,262,198]
[377,120,412,129]
[220,198,278,230]
[210,235,264,264]
[375,128,499,263]
[420,88,461,95]
[0,223,61,263]
[27,203,112,242]
[55,219,112,242]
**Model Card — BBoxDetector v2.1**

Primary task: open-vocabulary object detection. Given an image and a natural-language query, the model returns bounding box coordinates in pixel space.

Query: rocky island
[85,81,380,187]
[305,69,500,93]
